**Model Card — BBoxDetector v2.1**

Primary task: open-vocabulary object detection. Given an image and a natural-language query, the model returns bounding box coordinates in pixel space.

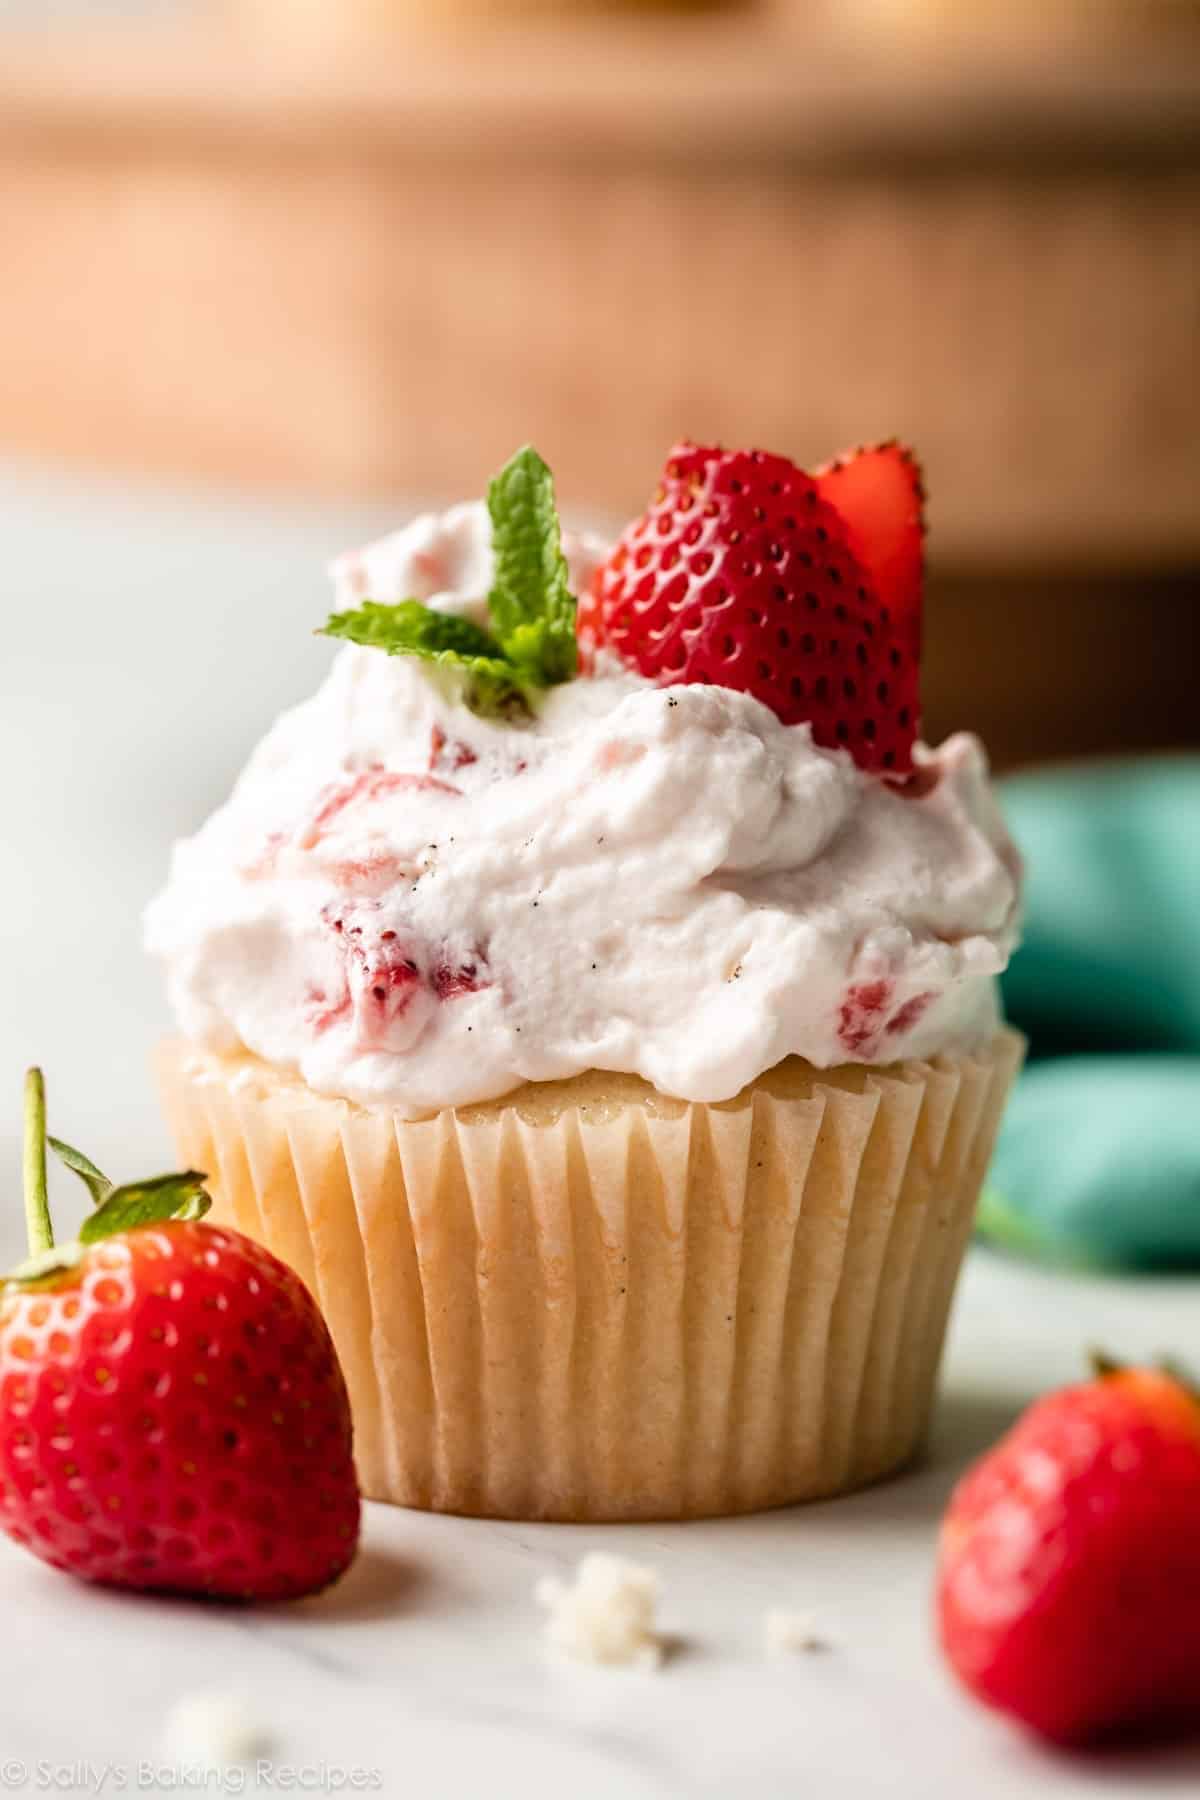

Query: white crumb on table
[764,1608,829,1657]
[536,1552,665,1669]
[161,1692,272,1766]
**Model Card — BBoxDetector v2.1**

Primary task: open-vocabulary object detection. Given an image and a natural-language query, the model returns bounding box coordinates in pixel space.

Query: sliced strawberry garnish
[813,441,925,663]
[586,441,922,777]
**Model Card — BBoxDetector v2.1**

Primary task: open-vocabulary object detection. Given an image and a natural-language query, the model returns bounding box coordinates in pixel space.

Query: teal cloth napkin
[981,758,1200,1269]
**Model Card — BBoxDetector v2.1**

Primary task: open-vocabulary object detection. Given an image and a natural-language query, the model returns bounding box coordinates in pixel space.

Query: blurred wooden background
[0,7,1196,766]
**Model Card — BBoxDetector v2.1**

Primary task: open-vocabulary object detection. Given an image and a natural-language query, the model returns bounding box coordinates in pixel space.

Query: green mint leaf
[47,1134,114,1207]
[78,1171,212,1245]
[454,660,532,720]
[320,599,528,720]
[486,445,577,688]
[322,598,502,662]
[318,449,579,718]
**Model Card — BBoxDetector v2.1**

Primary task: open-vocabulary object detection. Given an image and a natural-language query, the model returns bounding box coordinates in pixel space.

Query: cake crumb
[161,1692,272,1766]
[765,1608,828,1657]
[537,1552,664,1669]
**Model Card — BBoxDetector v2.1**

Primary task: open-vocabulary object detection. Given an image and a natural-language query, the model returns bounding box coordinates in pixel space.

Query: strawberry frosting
[145,503,1021,1117]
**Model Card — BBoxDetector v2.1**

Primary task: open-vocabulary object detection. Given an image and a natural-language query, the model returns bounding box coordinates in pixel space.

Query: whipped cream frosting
[146,503,1021,1117]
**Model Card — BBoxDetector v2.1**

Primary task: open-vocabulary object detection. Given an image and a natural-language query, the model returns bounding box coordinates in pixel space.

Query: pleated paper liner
[156,1029,1024,1521]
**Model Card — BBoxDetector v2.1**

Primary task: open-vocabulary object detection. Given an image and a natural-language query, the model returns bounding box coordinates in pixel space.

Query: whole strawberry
[937,1358,1200,1743]
[581,440,924,776]
[0,1070,359,1601]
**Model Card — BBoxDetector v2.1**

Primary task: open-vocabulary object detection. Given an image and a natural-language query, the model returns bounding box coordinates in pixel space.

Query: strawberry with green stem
[0,1069,359,1600]
[938,1354,1200,1744]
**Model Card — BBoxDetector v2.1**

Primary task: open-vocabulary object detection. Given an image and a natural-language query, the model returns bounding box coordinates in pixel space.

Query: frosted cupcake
[147,442,1023,1521]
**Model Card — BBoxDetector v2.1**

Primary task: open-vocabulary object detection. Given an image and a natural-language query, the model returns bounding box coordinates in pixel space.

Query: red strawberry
[583,441,924,776]
[0,1070,359,1601]
[937,1358,1200,1744]
[813,441,924,664]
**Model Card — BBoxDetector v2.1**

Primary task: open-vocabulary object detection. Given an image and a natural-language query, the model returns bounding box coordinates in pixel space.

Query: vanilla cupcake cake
[148,442,1023,1521]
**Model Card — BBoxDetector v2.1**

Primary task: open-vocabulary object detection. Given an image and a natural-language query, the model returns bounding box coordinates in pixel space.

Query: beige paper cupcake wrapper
[156,1030,1024,1521]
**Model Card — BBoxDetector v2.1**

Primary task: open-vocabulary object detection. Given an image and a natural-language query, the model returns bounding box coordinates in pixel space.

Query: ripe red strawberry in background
[0,1071,359,1601]
[582,440,925,776]
[937,1359,1200,1744]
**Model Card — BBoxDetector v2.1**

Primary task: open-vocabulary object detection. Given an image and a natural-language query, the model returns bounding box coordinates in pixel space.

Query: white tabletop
[0,463,1196,1797]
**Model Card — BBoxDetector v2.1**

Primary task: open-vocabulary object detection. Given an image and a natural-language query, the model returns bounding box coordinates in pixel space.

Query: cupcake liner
[157,1030,1023,1521]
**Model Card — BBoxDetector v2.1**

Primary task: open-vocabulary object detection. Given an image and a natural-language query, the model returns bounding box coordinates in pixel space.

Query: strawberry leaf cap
[6,1175,212,1288]
[1090,1347,1200,1405]
[6,1069,211,1290]
[78,1172,211,1244]
[47,1134,114,1206]
[4,1242,86,1289]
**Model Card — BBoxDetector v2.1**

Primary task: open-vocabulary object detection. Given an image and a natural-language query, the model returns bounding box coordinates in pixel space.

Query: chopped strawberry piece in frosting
[886,991,936,1040]
[431,956,488,1001]
[838,981,939,1057]
[306,986,353,1035]
[320,902,490,1051]
[428,724,478,776]
[301,765,460,849]
[837,980,895,1056]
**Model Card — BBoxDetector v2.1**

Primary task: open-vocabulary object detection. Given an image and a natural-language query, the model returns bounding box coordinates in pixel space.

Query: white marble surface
[0,1255,1196,1799]
[0,463,1197,1798]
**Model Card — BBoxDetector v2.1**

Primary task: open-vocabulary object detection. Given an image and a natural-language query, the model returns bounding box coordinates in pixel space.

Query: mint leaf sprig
[485,444,577,689]
[318,446,579,720]
[322,601,526,721]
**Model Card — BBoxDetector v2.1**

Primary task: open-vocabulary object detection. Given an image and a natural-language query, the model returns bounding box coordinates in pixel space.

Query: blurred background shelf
[0,8,1197,763]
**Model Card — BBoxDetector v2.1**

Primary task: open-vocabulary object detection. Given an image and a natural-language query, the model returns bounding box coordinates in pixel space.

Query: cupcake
[147,441,1023,1521]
